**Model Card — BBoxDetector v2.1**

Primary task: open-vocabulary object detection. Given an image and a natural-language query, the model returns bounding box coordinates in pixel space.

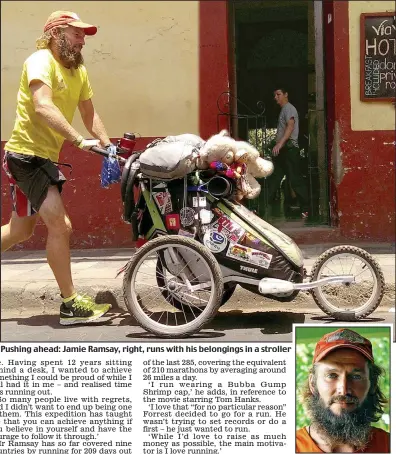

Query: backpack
[139,134,204,180]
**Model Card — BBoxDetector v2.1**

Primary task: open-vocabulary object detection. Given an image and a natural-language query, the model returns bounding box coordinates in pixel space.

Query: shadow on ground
[1,306,388,341]
[1,309,307,339]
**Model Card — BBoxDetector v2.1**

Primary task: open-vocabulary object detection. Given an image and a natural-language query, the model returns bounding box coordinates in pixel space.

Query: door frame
[227,0,332,226]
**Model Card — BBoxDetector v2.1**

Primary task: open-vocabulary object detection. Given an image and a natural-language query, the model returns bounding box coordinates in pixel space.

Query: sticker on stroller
[193,197,198,207]
[178,228,195,238]
[153,192,172,214]
[244,232,261,245]
[250,250,273,268]
[165,214,180,230]
[199,209,214,224]
[199,196,207,207]
[226,244,272,268]
[210,215,245,243]
[203,230,228,253]
[180,207,195,226]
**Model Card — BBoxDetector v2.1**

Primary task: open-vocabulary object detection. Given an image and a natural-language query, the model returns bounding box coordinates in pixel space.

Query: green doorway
[229,1,329,227]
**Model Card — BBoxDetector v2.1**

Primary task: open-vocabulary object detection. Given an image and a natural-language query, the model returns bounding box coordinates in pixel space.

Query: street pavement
[1,244,395,342]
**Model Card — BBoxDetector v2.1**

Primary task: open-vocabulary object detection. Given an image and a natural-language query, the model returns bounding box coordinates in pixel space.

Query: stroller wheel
[123,236,223,337]
[156,261,236,311]
[310,245,385,320]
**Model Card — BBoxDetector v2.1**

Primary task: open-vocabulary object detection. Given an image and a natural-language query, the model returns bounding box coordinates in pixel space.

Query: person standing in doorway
[1,11,113,325]
[267,87,309,219]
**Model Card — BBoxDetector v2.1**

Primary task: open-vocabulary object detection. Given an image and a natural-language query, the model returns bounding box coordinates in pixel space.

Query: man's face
[310,349,370,415]
[64,26,86,50]
[274,90,288,106]
[55,26,86,68]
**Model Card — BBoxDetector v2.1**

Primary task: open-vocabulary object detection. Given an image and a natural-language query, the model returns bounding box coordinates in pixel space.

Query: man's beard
[57,34,84,69]
[306,390,375,450]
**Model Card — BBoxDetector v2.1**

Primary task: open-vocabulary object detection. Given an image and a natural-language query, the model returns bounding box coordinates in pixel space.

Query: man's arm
[78,98,111,147]
[31,81,98,150]
[272,118,295,156]
[31,81,81,144]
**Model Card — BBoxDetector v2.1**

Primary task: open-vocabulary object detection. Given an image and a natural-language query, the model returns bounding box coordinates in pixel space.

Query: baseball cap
[44,11,97,36]
[313,328,374,363]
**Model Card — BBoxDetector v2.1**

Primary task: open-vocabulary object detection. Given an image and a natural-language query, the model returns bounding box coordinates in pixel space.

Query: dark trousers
[266,145,309,212]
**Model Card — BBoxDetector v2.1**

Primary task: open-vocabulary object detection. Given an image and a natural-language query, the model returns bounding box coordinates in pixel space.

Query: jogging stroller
[92,134,385,338]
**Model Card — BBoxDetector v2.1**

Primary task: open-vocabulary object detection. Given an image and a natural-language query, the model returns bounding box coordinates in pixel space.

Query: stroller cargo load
[139,134,204,181]
[139,142,198,180]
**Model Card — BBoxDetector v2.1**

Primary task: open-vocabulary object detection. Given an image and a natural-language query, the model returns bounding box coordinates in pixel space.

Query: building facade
[1,1,394,250]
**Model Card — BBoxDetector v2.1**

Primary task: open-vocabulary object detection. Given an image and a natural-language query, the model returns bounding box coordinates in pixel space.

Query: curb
[1,244,395,261]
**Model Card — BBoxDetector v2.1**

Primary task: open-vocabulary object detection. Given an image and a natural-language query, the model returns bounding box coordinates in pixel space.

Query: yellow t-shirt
[4,48,93,162]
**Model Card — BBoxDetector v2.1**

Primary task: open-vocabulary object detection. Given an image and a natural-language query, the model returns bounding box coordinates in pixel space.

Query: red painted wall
[329,2,395,241]
[199,1,231,139]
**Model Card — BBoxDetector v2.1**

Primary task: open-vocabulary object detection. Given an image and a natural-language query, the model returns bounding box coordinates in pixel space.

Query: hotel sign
[361,12,396,101]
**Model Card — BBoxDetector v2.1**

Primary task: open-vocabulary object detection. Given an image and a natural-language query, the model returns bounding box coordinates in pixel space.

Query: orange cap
[313,329,374,363]
[44,11,97,36]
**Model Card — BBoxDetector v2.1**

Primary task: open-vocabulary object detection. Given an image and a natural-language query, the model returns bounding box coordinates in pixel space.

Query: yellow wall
[349,1,395,131]
[1,1,199,140]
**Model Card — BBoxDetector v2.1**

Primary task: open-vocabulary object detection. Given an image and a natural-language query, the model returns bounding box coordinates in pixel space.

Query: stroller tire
[123,235,223,337]
[310,245,385,320]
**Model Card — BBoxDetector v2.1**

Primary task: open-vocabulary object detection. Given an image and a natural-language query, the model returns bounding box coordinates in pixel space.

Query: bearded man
[1,12,113,325]
[296,328,389,453]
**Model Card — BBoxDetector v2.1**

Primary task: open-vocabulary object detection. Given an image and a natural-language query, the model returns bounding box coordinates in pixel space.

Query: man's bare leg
[39,186,111,324]
[38,186,75,298]
[1,212,39,252]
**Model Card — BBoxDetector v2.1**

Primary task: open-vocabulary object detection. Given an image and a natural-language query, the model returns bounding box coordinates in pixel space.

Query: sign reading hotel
[360,12,396,102]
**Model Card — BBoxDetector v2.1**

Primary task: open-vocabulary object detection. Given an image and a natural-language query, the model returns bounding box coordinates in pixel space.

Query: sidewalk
[1,244,395,314]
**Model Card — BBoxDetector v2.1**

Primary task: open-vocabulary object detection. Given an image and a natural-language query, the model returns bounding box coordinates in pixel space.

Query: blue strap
[187,185,208,193]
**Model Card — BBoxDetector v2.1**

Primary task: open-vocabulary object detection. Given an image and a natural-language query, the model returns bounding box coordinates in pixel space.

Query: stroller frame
[92,146,386,338]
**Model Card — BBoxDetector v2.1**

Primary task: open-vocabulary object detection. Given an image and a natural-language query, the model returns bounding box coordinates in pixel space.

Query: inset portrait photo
[295,325,391,453]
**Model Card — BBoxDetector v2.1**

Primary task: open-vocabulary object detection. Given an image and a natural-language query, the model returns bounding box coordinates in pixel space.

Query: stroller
[92,135,385,338]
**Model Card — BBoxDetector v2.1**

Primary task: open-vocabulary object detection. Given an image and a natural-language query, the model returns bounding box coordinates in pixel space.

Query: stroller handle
[90,146,127,163]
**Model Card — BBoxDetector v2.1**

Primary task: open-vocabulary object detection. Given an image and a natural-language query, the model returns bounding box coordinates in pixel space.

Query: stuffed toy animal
[209,161,244,179]
[196,130,237,170]
[234,141,274,178]
[238,172,262,199]
[196,130,273,200]
[231,140,273,199]
[226,162,244,179]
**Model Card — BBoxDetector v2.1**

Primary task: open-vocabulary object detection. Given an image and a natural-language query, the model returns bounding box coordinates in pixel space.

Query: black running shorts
[3,152,66,215]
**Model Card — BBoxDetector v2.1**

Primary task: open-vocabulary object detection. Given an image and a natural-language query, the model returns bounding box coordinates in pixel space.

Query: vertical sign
[360,12,396,102]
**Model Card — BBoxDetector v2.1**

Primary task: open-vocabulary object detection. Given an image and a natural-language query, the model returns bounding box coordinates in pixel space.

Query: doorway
[229,1,329,227]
